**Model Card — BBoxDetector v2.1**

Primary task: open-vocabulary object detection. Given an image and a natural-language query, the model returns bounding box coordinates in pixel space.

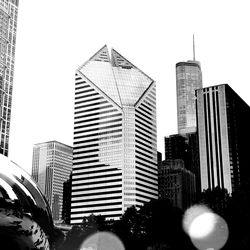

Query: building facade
[71,45,158,223]
[165,133,200,195]
[31,141,73,220]
[176,60,202,135]
[165,134,188,164]
[0,0,19,156]
[158,159,196,209]
[62,173,72,224]
[196,84,250,194]
[186,132,201,195]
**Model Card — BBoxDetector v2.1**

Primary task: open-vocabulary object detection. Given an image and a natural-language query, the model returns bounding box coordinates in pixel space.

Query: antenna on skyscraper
[193,34,196,61]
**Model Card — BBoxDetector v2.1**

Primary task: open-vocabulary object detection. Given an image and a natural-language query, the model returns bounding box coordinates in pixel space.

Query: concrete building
[31,141,73,220]
[196,84,250,194]
[158,159,196,209]
[0,0,19,156]
[71,45,158,223]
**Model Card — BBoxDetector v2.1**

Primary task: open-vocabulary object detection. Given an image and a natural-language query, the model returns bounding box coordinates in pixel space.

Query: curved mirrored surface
[0,154,54,249]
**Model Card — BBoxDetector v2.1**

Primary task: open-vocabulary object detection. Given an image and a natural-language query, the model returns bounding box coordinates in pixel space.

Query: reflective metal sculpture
[0,154,54,249]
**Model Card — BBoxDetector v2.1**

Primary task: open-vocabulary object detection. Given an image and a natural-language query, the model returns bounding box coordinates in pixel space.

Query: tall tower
[0,0,19,156]
[176,36,202,135]
[71,45,158,223]
[31,141,73,221]
[196,84,250,194]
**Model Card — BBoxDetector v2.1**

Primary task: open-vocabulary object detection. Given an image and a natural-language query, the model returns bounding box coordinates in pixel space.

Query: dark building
[165,134,188,162]
[158,159,196,209]
[186,132,201,195]
[62,174,72,224]
[164,133,201,197]
[196,84,250,194]
[164,134,194,171]
[157,151,162,165]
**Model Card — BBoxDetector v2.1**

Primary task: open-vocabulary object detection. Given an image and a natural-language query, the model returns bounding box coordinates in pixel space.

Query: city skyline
[8,0,250,173]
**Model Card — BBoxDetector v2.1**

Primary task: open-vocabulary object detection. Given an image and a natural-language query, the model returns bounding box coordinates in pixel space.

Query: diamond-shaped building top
[77,45,154,107]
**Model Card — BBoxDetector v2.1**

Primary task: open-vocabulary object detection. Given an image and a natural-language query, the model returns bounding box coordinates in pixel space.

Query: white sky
[9,0,250,174]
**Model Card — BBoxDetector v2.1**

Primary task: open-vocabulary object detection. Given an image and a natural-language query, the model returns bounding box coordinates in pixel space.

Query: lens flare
[80,231,125,250]
[183,205,229,250]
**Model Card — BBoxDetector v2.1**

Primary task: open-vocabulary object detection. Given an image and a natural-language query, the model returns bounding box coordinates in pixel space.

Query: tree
[112,199,195,250]
[60,214,107,250]
[198,186,230,216]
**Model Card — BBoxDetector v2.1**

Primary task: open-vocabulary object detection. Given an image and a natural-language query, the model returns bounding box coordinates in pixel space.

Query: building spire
[193,34,196,61]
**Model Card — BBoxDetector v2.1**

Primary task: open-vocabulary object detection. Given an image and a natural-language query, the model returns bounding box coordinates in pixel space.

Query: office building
[186,132,201,195]
[165,134,188,164]
[196,84,250,194]
[31,141,73,220]
[164,133,201,196]
[176,38,202,135]
[158,159,196,209]
[0,0,19,156]
[71,45,158,223]
[62,173,72,224]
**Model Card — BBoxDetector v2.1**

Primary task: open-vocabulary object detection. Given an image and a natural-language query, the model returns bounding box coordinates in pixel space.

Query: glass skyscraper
[0,0,19,156]
[31,141,73,221]
[71,45,158,223]
[196,84,250,194]
[176,60,202,135]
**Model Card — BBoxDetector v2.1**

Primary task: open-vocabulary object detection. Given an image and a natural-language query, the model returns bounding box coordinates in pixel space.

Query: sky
[9,0,250,174]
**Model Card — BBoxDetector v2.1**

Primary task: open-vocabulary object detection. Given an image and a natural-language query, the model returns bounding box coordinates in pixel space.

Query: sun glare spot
[183,205,229,250]
[80,231,125,250]
[189,212,216,238]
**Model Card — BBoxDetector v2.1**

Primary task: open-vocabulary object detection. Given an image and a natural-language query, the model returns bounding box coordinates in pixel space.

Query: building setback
[176,59,202,135]
[31,141,73,220]
[71,45,158,223]
[0,0,19,156]
[196,84,250,194]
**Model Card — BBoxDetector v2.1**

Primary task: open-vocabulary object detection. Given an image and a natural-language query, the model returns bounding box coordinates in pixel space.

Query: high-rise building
[31,141,73,220]
[176,38,202,135]
[196,84,250,194]
[158,159,196,209]
[0,0,19,156]
[71,45,158,223]
[186,132,201,195]
[62,173,72,224]
[165,134,188,164]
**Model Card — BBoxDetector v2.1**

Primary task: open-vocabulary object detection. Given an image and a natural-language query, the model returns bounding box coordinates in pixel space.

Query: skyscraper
[196,84,250,194]
[158,159,196,209]
[62,173,72,224]
[0,0,19,156]
[176,37,202,135]
[71,45,158,223]
[164,133,201,196]
[164,134,188,164]
[31,141,73,220]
